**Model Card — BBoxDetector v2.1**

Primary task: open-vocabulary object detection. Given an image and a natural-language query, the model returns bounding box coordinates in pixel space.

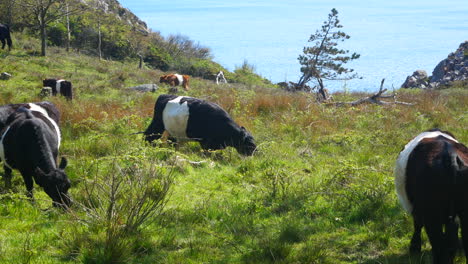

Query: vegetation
[0,0,270,86]
[0,36,467,263]
[297,8,360,98]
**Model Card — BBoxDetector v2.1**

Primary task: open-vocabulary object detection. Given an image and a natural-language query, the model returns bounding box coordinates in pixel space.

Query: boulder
[40,86,52,97]
[401,70,429,88]
[0,72,12,80]
[127,84,158,92]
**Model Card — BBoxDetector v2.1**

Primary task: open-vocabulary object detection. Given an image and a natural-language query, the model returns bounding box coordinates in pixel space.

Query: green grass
[0,44,467,264]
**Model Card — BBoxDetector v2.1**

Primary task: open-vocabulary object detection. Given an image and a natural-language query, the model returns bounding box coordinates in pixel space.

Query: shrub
[144,45,172,71]
[66,157,173,262]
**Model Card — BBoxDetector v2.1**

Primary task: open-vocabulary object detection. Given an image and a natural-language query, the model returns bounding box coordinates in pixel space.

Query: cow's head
[35,157,72,208]
[159,75,169,83]
[43,79,56,87]
[236,127,256,156]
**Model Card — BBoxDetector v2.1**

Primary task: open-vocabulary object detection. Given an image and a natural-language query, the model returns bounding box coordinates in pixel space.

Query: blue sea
[118,0,468,91]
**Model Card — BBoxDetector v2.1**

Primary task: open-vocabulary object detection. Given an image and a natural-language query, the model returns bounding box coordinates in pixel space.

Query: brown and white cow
[395,129,468,263]
[43,79,73,100]
[159,74,190,91]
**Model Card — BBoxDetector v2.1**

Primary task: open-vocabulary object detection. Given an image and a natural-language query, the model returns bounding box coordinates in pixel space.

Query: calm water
[119,0,468,91]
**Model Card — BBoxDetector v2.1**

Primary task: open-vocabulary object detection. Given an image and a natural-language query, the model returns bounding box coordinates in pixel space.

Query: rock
[405,41,468,89]
[40,87,52,97]
[127,84,158,92]
[430,59,447,83]
[401,70,428,88]
[429,41,468,86]
[0,72,12,80]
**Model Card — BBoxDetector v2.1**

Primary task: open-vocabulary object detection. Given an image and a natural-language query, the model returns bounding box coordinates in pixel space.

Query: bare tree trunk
[297,72,311,88]
[65,3,71,52]
[6,0,15,26]
[40,17,47,56]
[138,54,143,69]
[98,18,102,60]
[317,78,329,101]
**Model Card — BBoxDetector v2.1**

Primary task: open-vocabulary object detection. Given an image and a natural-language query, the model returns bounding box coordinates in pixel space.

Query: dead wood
[326,79,415,107]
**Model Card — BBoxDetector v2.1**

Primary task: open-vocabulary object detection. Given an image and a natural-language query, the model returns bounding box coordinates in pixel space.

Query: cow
[0,106,71,208]
[395,129,468,263]
[159,74,190,91]
[43,78,73,100]
[0,24,12,50]
[216,71,227,84]
[144,94,256,156]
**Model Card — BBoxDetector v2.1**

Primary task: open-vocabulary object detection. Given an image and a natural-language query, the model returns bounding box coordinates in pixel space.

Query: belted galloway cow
[395,129,468,263]
[144,94,256,156]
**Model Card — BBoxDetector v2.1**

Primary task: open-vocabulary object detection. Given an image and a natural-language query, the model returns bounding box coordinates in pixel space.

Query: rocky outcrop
[402,41,468,89]
[401,70,429,89]
[84,0,149,35]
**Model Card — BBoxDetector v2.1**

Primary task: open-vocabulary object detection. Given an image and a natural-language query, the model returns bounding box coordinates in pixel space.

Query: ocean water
[118,0,468,91]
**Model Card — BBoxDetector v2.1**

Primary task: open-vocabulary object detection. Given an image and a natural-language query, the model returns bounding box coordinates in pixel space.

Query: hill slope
[0,47,467,263]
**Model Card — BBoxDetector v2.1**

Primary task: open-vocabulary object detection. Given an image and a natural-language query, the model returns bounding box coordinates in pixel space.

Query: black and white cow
[43,78,73,100]
[144,94,256,156]
[0,101,60,132]
[395,129,468,263]
[0,24,12,50]
[0,105,71,208]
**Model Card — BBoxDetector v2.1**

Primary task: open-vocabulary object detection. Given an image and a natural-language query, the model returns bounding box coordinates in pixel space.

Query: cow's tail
[446,141,460,254]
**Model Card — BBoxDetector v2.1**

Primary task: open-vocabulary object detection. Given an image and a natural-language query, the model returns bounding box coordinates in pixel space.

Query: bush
[144,45,172,71]
[47,22,67,46]
[66,157,173,262]
[232,60,272,86]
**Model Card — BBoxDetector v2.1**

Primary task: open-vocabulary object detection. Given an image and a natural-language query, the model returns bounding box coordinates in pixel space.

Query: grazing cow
[0,106,71,208]
[395,129,468,263]
[159,74,190,91]
[43,78,73,100]
[0,24,12,50]
[144,94,256,156]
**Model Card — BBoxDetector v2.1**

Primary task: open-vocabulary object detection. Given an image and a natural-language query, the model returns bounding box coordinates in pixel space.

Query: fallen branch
[326,79,415,107]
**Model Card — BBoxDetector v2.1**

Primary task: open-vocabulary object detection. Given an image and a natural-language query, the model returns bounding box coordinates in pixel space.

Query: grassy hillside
[0,46,467,264]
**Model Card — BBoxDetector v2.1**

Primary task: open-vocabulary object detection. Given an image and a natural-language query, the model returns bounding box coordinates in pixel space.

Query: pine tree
[297,8,360,100]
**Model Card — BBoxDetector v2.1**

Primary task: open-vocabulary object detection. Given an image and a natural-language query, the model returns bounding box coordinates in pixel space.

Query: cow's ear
[59,157,68,170]
[241,126,246,131]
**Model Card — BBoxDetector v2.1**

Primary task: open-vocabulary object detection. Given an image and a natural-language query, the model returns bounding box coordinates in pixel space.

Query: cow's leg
[446,218,459,263]
[144,120,165,144]
[1,39,5,49]
[425,218,448,264]
[3,166,12,189]
[410,213,423,253]
[460,214,468,264]
[19,170,35,201]
[7,37,11,51]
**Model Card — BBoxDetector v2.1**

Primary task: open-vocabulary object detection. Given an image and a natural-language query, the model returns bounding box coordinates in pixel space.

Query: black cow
[43,79,73,100]
[144,94,256,156]
[0,106,71,208]
[0,24,12,50]
[395,129,468,263]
